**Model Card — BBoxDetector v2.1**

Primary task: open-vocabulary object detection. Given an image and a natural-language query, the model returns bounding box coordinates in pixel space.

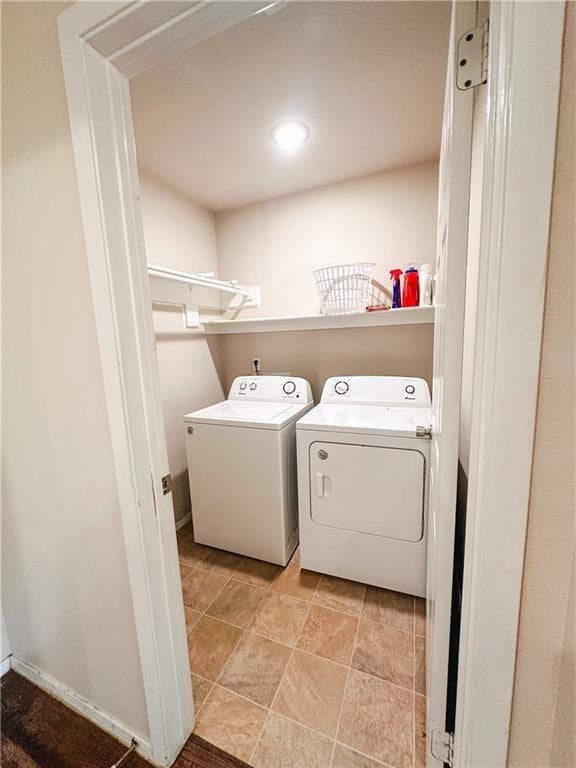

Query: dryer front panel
[309,441,425,542]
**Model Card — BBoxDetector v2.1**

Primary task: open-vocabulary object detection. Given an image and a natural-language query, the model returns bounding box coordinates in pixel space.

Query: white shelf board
[201,306,434,335]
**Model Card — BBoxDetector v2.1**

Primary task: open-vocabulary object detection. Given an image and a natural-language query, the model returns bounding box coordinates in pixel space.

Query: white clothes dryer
[185,376,313,565]
[296,376,432,596]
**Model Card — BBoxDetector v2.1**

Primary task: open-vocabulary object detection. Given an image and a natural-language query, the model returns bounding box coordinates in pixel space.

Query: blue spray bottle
[390,269,403,308]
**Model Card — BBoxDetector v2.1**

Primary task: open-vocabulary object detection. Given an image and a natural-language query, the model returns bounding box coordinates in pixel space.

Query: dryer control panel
[230,375,313,404]
[321,376,431,407]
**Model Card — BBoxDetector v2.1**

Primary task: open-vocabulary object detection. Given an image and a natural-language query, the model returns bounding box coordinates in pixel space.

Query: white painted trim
[11,657,153,762]
[175,512,192,532]
[57,2,275,763]
[202,306,434,335]
[1,655,11,676]
[454,2,565,767]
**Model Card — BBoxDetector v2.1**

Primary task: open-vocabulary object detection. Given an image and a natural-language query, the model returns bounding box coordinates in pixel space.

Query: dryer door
[309,441,425,542]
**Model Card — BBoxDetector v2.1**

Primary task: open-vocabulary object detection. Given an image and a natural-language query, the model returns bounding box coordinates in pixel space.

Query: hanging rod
[147,264,252,297]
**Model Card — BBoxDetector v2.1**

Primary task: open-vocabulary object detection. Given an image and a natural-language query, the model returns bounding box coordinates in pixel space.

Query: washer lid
[296,404,432,438]
[184,400,310,430]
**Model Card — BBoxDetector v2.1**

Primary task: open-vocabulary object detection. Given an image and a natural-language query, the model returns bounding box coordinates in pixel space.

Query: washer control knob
[405,384,416,395]
[239,382,247,391]
[250,382,257,390]
[283,380,296,395]
[334,380,349,395]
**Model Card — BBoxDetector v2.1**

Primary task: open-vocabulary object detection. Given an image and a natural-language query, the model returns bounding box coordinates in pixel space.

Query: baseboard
[10,657,154,763]
[1,655,11,676]
[175,511,192,531]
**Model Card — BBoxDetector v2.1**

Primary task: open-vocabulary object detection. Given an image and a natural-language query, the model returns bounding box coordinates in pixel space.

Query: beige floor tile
[414,694,426,768]
[415,635,426,695]
[250,592,309,646]
[191,675,213,710]
[194,685,267,762]
[273,649,348,738]
[252,711,334,768]
[180,561,194,580]
[181,568,228,612]
[233,557,281,587]
[184,606,202,633]
[297,605,358,665]
[362,587,414,634]
[352,620,414,689]
[176,523,194,542]
[187,616,242,681]
[332,744,384,768]
[218,631,291,707]
[178,538,212,567]
[205,579,267,628]
[272,563,321,600]
[337,669,413,768]
[415,598,426,637]
[313,575,366,617]
[199,549,244,578]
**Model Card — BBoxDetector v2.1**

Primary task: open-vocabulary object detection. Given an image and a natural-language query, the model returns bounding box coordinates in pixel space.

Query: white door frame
[57,1,565,766]
[455,2,565,767]
[58,2,274,765]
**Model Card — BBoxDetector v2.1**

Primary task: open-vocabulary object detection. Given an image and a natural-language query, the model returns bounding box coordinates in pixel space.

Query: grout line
[205,553,288,720]
[196,674,396,768]
[329,582,366,767]
[185,548,417,631]
[182,552,420,691]
[182,541,421,767]
[248,571,323,766]
[333,740,396,768]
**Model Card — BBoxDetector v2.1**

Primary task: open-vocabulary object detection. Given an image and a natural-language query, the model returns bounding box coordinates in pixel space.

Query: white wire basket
[312,262,376,315]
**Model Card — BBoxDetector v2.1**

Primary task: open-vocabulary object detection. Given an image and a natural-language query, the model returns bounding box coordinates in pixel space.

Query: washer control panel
[230,375,313,404]
[321,376,431,407]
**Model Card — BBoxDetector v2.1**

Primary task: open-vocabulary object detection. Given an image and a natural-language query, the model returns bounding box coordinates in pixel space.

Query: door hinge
[431,729,454,767]
[456,18,489,90]
[161,474,172,495]
[416,426,432,439]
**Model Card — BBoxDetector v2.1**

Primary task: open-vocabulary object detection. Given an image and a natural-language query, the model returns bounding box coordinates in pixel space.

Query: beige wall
[210,323,434,403]
[139,173,224,524]
[508,5,576,767]
[1,1,149,739]
[216,161,439,317]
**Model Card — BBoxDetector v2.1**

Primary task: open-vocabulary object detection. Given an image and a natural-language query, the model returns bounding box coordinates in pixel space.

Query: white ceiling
[131,1,450,212]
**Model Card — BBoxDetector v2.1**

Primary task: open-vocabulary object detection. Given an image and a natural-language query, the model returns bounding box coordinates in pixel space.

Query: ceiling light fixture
[272,121,310,154]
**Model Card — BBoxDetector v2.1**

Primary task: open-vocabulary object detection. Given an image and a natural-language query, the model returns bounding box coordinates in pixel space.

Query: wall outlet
[252,358,261,374]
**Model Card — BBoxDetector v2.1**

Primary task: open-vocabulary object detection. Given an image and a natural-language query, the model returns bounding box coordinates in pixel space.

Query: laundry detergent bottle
[402,264,420,307]
[390,269,403,308]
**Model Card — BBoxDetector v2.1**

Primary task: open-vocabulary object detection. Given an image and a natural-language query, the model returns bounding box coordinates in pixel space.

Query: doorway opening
[130,3,447,765]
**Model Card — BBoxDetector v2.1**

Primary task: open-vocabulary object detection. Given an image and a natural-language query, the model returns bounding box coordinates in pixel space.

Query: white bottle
[419,264,433,306]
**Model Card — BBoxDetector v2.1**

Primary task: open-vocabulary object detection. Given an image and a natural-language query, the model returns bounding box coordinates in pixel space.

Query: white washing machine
[296,376,432,597]
[185,376,313,565]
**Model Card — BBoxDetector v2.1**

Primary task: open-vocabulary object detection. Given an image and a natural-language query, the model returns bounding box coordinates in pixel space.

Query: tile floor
[177,524,427,768]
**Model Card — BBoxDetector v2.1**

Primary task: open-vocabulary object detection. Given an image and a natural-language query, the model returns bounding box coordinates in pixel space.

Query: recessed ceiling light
[272,121,310,154]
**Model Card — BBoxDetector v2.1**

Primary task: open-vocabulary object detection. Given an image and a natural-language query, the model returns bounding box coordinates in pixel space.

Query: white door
[427,1,478,765]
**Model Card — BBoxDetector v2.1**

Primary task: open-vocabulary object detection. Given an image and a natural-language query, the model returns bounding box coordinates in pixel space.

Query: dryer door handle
[315,473,331,497]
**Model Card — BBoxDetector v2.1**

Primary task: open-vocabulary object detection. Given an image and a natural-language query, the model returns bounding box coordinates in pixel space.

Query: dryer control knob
[334,380,349,395]
[250,382,257,390]
[283,380,296,395]
[239,382,247,390]
[405,384,416,395]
